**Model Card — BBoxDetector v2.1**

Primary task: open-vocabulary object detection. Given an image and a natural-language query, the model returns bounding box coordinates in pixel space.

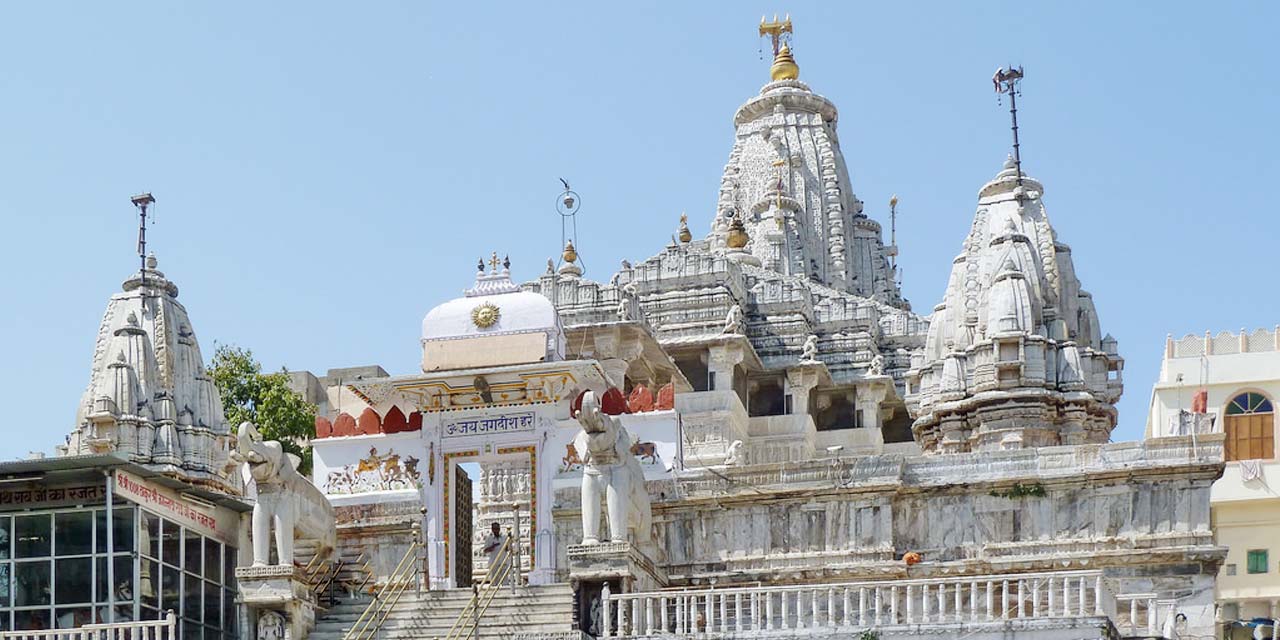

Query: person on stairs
[482,522,510,585]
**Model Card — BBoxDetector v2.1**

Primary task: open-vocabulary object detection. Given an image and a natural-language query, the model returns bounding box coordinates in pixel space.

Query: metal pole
[105,470,116,623]
[1009,86,1023,186]
[472,583,480,640]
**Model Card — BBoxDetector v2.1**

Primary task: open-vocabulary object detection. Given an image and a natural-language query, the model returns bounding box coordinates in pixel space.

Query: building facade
[1148,328,1280,637]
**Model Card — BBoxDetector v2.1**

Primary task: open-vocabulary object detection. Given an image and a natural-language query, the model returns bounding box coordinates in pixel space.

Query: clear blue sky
[1,2,1276,458]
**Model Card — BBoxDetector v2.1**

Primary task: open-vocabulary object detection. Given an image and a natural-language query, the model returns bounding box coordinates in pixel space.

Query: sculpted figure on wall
[573,390,652,545]
[237,422,336,566]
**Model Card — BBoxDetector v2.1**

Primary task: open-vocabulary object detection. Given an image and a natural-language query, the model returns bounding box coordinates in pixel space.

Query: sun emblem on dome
[471,302,501,329]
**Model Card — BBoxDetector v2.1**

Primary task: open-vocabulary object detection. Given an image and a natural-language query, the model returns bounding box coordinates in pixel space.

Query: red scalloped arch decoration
[357,408,381,435]
[333,413,356,437]
[407,411,423,432]
[600,387,631,415]
[628,385,654,413]
[382,406,408,433]
[656,382,675,411]
[314,416,333,439]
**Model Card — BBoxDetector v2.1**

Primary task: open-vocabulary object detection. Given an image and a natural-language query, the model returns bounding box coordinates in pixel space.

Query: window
[1225,392,1274,461]
[1225,563,1238,576]
[1247,549,1269,574]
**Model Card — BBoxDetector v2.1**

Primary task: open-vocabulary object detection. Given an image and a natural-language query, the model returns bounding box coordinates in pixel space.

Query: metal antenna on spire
[887,195,900,271]
[131,192,156,286]
[555,178,584,275]
[993,66,1025,187]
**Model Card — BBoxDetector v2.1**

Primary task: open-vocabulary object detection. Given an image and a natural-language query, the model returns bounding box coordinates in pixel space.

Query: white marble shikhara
[63,253,238,493]
[905,158,1124,453]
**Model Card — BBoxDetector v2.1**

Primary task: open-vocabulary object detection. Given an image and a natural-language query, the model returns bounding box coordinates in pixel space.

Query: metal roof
[0,453,251,513]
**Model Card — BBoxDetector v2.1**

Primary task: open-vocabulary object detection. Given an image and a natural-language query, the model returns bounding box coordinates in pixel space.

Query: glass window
[95,555,134,605]
[1225,392,1276,461]
[140,605,161,621]
[184,573,201,623]
[205,627,221,640]
[1225,563,1238,575]
[204,540,220,583]
[53,557,91,604]
[0,516,11,559]
[184,618,202,640]
[14,515,51,558]
[54,512,93,556]
[202,580,220,629]
[96,508,134,554]
[14,608,50,630]
[0,563,9,607]
[54,607,93,629]
[161,565,181,613]
[184,530,202,576]
[1247,549,1269,574]
[222,589,236,632]
[140,559,160,609]
[223,547,236,588]
[142,512,161,560]
[14,560,51,606]
[161,521,182,568]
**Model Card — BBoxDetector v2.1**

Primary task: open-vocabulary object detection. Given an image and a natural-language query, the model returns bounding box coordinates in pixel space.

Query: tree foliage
[210,344,316,475]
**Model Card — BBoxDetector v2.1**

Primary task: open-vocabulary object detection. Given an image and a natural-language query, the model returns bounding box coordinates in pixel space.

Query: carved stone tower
[710,44,903,306]
[64,254,238,493]
[905,158,1124,452]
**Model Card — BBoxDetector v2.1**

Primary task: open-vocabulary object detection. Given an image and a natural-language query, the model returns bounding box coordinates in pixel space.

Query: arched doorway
[1224,391,1274,461]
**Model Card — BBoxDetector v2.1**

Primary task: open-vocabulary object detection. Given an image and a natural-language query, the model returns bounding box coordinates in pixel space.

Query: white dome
[420,265,565,370]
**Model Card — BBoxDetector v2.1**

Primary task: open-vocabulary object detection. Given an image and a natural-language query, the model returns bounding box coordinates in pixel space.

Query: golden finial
[488,252,501,272]
[760,14,797,81]
[678,213,692,244]
[726,213,750,249]
[889,194,899,210]
[562,239,578,264]
[771,44,799,81]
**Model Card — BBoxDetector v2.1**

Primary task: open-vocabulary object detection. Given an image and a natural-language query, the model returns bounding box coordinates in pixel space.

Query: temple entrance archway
[443,447,537,588]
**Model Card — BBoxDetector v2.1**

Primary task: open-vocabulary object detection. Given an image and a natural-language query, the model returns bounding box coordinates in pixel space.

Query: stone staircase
[310,583,576,640]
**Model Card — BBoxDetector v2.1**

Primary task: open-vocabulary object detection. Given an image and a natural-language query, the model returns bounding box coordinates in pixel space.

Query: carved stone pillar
[708,344,745,393]
[785,367,821,416]
[855,381,891,430]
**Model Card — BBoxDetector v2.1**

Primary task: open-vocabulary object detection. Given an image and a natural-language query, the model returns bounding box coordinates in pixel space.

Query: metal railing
[441,529,520,640]
[343,524,424,640]
[599,570,1115,638]
[0,612,177,640]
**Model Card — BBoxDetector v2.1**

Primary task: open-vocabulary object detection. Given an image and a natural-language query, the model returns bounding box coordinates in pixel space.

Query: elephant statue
[573,391,652,545]
[237,422,336,567]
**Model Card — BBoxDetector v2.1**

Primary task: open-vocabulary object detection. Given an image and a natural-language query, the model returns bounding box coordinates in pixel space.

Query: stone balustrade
[1168,326,1280,358]
[600,570,1115,638]
[0,612,177,640]
[675,434,1223,497]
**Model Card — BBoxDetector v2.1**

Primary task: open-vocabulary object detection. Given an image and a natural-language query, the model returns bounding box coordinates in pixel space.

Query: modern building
[1147,328,1280,638]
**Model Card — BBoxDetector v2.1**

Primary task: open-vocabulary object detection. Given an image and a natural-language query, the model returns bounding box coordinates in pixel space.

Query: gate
[453,464,473,586]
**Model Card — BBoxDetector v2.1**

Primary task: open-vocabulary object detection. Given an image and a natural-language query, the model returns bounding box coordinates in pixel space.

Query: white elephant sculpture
[573,391,652,545]
[237,422,337,567]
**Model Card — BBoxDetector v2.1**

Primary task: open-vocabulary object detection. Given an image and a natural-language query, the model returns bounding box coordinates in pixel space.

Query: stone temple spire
[64,253,238,494]
[904,158,1124,453]
[711,21,903,305]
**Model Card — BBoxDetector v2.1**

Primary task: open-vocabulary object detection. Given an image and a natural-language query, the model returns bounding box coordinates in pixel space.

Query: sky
[1,2,1276,459]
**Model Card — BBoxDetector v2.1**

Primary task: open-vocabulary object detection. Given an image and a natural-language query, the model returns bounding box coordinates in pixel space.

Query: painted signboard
[113,470,238,544]
[442,412,535,438]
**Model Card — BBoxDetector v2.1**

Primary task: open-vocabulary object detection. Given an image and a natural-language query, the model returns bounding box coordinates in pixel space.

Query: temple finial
[130,192,156,286]
[759,15,797,81]
[992,66,1025,188]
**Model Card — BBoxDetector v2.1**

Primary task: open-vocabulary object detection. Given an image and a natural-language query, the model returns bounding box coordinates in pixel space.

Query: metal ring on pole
[556,190,581,217]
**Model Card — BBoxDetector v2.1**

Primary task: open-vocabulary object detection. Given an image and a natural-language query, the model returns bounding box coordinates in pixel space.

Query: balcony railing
[600,570,1117,638]
[0,612,177,640]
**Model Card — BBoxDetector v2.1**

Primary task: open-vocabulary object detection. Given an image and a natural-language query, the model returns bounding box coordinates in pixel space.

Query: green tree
[210,344,316,475]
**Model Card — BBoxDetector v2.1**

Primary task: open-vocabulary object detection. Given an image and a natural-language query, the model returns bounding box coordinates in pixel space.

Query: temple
[4,17,1228,640]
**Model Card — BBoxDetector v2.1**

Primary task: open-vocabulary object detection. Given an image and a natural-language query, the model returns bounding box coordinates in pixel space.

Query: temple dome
[421,261,566,371]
